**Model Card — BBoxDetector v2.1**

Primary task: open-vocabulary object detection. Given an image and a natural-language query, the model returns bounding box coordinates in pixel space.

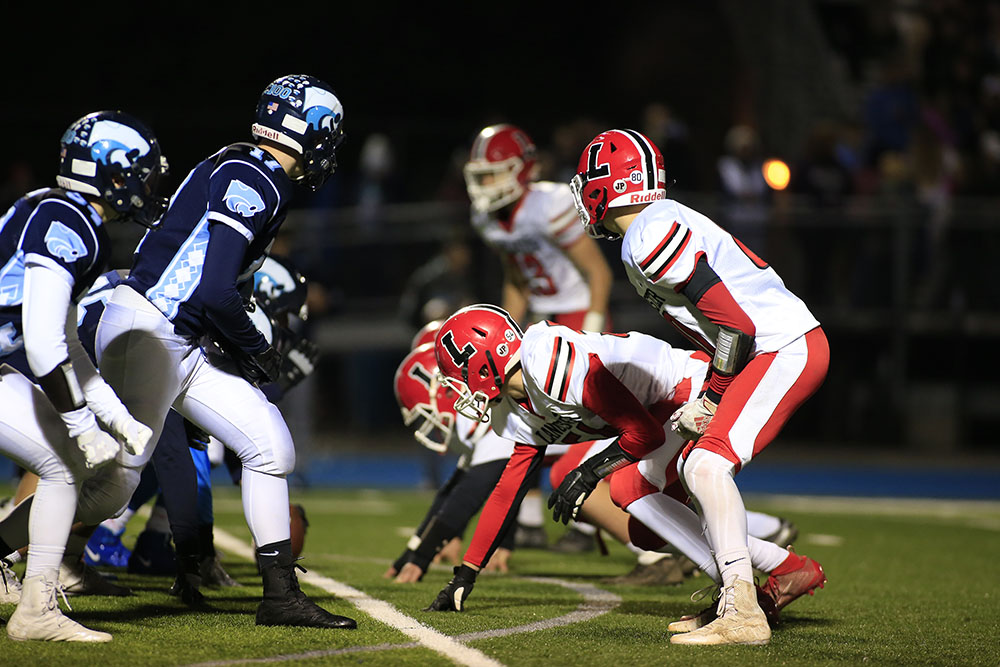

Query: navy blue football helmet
[56,110,168,227]
[253,255,309,321]
[251,74,345,191]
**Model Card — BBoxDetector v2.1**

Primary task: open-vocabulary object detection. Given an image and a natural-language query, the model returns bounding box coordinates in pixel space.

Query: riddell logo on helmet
[251,124,281,141]
[629,191,665,204]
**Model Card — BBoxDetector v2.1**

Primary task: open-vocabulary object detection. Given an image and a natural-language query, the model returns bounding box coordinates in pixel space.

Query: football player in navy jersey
[0,111,166,641]
[87,74,355,629]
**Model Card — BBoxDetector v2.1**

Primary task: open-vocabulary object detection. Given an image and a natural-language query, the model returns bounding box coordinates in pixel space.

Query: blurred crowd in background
[1,0,997,480]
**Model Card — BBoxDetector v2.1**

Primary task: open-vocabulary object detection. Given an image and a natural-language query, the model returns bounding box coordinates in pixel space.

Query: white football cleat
[6,573,111,642]
[670,579,770,646]
[1,557,22,604]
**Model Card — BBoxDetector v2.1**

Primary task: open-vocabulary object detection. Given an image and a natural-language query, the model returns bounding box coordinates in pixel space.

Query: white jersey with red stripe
[489,322,708,447]
[472,182,590,315]
[620,198,819,354]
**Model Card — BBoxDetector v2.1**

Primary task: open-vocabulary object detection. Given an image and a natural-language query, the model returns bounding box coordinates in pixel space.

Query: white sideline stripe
[208,528,503,667]
[182,567,620,666]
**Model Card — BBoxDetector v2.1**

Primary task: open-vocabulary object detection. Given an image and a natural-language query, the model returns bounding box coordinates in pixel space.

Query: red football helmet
[434,304,523,423]
[570,129,668,239]
[393,343,459,453]
[464,124,537,213]
[411,319,443,350]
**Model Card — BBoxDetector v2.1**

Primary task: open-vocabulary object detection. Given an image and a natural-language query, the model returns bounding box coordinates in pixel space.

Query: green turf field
[1,487,998,666]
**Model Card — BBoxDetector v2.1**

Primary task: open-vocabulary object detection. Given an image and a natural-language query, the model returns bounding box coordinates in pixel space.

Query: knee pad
[681,448,734,493]
[608,464,659,509]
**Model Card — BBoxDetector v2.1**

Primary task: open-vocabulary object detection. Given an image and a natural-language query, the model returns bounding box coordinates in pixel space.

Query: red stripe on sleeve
[640,222,679,269]
[559,342,576,401]
[650,230,692,282]
[544,337,561,394]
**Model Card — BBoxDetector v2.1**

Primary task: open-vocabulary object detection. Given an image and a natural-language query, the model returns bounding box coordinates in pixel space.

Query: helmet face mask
[571,129,668,240]
[251,74,345,192]
[394,344,459,453]
[434,304,523,423]
[56,111,168,227]
[253,256,309,321]
[464,124,536,214]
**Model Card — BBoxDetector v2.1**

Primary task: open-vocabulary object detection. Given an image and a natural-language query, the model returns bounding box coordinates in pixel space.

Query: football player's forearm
[463,445,545,568]
[201,224,268,354]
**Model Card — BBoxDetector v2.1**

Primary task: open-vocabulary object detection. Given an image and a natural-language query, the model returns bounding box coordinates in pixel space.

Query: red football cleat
[763,549,826,610]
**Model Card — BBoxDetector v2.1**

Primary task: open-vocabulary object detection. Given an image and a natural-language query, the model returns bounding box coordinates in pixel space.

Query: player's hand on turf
[394,562,425,583]
[670,395,717,441]
[483,547,511,574]
[425,564,477,612]
[548,466,601,525]
[434,537,463,565]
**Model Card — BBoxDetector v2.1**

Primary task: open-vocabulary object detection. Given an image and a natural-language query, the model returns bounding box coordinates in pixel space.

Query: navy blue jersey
[0,188,110,359]
[125,143,293,349]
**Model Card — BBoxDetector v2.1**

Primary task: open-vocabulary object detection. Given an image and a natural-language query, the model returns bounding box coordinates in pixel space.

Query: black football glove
[237,345,282,386]
[425,564,477,612]
[548,439,639,525]
[183,419,211,451]
[277,335,319,392]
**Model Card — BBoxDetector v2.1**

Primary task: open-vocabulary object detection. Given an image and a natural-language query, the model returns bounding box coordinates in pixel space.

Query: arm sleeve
[463,443,546,568]
[200,222,268,355]
[22,261,74,378]
[581,354,664,459]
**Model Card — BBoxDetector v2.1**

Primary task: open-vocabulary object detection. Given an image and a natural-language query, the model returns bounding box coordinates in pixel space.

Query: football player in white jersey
[387,342,521,582]
[465,124,613,333]
[425,305,825,632]
[568,129,830,645]
[465,125,615,546]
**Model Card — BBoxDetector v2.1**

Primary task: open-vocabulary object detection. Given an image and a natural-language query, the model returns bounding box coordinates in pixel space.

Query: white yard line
[207,527,503,667]
[185,536,621,667]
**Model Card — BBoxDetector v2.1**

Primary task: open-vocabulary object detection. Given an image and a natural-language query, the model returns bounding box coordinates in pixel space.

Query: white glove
[582,310,606,332]
[670,396,718,441]
[59,407,119,470]
[107,411,153,457]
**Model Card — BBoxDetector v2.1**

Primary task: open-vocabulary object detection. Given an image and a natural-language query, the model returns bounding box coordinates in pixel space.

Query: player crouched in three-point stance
[87,74,355,629]
[465,124,615,549]
[425,306,825,632]
[0,111,165,641]
[568,129,829,645]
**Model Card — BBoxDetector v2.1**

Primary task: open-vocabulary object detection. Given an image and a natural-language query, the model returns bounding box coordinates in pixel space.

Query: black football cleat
[169,572,211,608]
[256,556,356,629]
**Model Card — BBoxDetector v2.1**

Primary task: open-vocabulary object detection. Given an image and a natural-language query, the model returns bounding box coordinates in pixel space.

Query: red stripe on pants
[683,327,829,472]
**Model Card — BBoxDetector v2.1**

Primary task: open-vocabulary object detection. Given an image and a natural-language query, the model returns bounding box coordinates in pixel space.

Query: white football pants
[83,285,296,546]
[0,365,86,576]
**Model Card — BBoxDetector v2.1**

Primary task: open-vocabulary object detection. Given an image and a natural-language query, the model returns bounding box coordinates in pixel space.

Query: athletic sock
[256,539,292,571]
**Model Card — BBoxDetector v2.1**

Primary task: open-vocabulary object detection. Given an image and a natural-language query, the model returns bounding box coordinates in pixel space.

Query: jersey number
[514,253,557,296]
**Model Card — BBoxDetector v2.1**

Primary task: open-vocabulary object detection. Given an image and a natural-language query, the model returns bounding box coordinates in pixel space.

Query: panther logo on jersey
[44,221,88,262]
[222,180,266,217]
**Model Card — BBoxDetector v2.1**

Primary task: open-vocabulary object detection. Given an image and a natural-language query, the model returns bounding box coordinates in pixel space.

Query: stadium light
[762,159,791,190]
